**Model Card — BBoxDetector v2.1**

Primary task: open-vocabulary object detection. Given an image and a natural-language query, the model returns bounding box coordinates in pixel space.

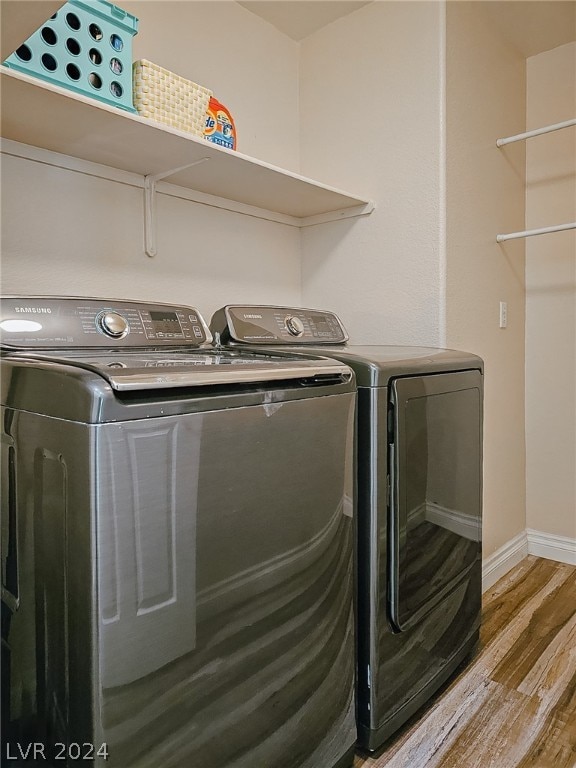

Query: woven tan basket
[132,59,212,137]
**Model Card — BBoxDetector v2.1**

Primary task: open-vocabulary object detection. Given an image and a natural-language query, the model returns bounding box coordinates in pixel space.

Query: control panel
[216,305,348,345]
[0,297,211,349]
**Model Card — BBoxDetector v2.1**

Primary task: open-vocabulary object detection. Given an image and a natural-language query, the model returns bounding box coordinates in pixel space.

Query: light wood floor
[354,556,576,768]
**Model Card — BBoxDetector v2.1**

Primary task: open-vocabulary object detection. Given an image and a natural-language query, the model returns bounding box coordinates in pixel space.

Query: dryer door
[389,370,482,632]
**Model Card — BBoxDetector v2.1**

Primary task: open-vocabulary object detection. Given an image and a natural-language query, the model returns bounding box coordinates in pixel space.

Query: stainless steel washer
[211,304,484,752]
[1,296,357,768]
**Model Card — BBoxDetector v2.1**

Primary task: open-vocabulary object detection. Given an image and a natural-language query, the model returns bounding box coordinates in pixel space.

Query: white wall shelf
[0,68,374,247]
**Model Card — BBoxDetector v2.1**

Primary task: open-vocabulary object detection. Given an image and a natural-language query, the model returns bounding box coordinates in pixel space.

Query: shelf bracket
[144,158,211,257]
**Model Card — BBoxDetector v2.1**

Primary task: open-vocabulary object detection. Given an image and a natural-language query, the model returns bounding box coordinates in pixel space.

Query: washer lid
[6,348,353,391]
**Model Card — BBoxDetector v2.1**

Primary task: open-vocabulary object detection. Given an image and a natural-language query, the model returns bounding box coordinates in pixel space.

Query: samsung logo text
[15,307,52,314]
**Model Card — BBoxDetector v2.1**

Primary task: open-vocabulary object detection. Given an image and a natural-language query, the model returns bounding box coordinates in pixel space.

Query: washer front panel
[0,297,211,349]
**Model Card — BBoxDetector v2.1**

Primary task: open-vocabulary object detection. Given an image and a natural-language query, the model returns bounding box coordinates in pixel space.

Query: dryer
[1,297,357,768]
[211,304,483,752]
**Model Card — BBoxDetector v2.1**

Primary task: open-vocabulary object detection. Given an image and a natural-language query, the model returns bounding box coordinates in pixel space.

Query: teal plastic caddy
[2,0,138,113]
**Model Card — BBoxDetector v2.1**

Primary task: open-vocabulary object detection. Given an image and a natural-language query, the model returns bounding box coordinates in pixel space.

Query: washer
[0,296,357,768]
[211,304,483,752]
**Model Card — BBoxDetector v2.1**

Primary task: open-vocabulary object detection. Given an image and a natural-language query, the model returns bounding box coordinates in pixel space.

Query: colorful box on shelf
[204,97,236,150]
[2,0,138,113]
[133,59,213,138]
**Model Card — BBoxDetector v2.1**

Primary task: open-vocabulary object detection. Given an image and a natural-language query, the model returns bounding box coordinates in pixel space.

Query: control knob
[285,315,304,337]
[96,311,129,339]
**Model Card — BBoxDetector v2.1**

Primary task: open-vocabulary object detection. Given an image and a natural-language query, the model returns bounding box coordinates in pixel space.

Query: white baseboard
[526,528,576,566]
[482,531,528,592]
[482,528,576,591]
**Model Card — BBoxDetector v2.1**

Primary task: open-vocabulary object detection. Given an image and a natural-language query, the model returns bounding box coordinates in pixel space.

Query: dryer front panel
[389,370,483,633]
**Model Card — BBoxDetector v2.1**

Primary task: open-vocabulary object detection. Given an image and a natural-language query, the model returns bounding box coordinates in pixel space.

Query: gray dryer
[211,304,484,752]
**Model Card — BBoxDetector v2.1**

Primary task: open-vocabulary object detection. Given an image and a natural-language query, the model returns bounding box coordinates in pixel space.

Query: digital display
[149,311,183,335]
[313,316,335,338]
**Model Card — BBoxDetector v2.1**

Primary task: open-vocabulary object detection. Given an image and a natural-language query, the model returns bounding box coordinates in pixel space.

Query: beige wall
[525,43,576,540]
[445,2,527,558]
[299,0,445,346]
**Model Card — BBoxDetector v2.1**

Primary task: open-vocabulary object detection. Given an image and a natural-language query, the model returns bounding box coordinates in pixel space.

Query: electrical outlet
[499,301,508,329]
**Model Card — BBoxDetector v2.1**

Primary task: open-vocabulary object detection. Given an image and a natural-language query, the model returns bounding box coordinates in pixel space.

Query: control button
[96,311,129,339]
[285,315,304,337]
